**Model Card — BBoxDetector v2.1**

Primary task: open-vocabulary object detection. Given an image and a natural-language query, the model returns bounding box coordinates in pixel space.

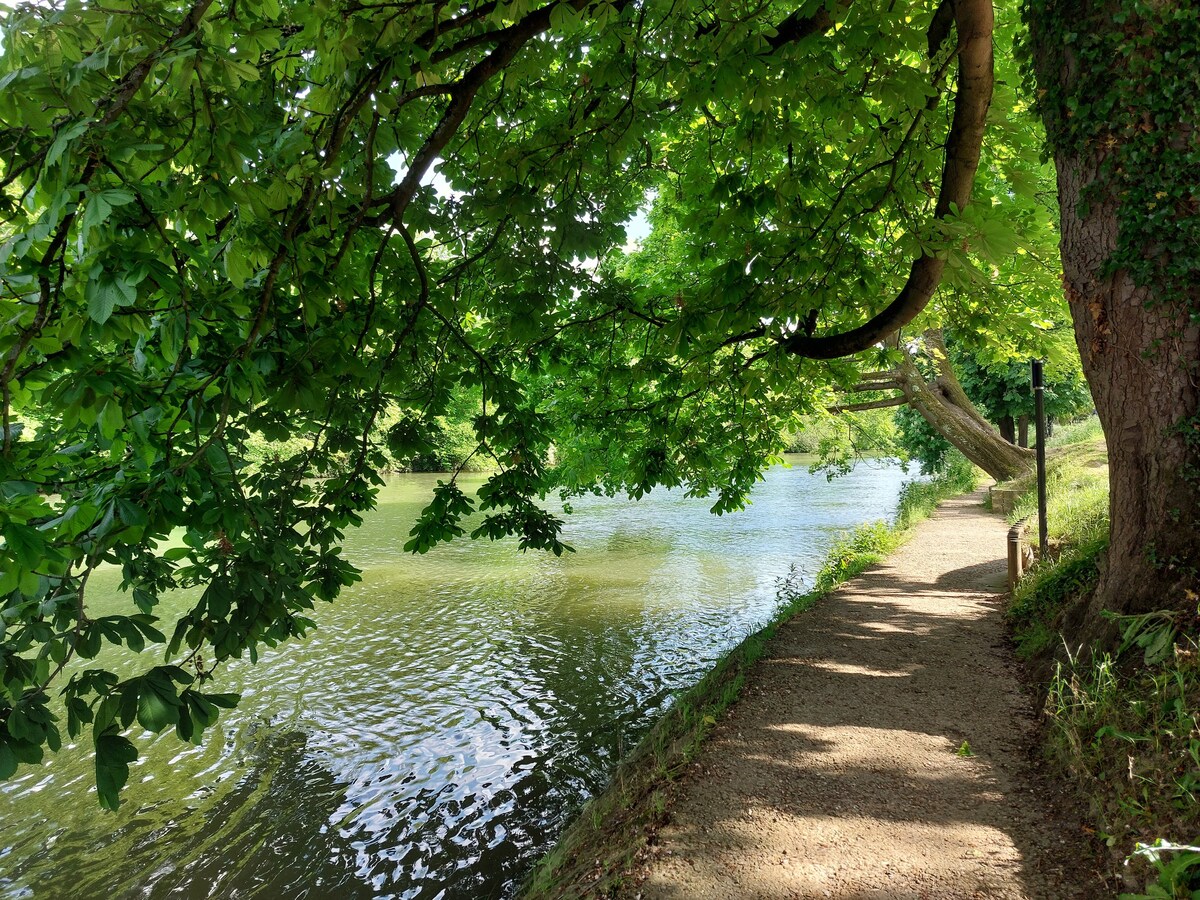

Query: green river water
[0,456,913,899]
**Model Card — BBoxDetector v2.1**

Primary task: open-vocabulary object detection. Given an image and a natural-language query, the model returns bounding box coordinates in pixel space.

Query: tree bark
[999,416,1016,444]
[1051,153,1199,625]
[1017,416,1029,449]
[1030,0,1200,629]
[894,330,1035,483]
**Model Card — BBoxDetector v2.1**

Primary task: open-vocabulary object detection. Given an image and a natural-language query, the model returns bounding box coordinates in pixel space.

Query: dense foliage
[0,0,1089,805]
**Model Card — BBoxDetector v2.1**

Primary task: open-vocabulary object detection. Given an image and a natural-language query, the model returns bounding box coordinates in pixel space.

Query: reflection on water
[0,457,912,899]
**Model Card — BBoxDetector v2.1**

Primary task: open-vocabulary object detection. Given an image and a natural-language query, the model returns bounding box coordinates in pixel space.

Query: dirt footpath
[630,491,1106,900]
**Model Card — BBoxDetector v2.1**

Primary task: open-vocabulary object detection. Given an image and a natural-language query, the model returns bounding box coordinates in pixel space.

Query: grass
[1005,416,1110,658]
[1001,415,1200,896]
[1047,414,1106,449]
[1046,626,1200,897]
[519,454,978,899]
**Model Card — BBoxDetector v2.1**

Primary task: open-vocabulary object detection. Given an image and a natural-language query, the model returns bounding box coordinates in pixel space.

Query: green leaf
[97,400,123,441]
[94,732,138,810]
[81,193,112,236]
[9,739,43,765]
[3,523,46,568]
[44,119,89,168]
[0,741,17,779]
[136,688,177,732]
[224,241,255,288]
[86,271,139,324]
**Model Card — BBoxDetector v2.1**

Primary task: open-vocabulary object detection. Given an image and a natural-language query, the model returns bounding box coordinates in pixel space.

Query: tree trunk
[1053,153,1199,626]
[1030,1,1200,629]
[1017,416,1029,448]
[895,330,1035,483]
[999,416,1016,444]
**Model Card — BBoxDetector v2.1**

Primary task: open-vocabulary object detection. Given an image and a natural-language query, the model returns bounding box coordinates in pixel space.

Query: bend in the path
[630,490,1102,900]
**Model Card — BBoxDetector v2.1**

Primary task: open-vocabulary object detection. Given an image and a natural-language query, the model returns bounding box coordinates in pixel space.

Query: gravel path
[629,490,1104,899]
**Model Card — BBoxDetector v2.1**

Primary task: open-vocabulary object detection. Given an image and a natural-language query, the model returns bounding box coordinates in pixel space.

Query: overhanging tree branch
[367,0,603,227]
[780,0,994,359]
[827,395,907,413]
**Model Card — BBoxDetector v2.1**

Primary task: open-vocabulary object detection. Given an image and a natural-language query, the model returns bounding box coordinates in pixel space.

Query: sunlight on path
[631,492,1098,900]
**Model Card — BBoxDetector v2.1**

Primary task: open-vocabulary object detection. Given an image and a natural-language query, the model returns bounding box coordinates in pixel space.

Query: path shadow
[643,545,1100,899]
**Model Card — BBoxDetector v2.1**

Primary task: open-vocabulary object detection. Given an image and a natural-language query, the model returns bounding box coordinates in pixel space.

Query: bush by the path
[1046,633,1200,897]
[520,454,978,899]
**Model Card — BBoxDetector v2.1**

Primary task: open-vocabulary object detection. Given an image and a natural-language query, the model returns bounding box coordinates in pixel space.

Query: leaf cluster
[0,0,1071,804]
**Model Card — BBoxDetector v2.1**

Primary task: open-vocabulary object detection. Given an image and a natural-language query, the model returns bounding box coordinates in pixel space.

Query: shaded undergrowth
[519,455,978,899]
[1000,417,1200,897]
[1047,616,1200,899]
[1003,420,1109,659]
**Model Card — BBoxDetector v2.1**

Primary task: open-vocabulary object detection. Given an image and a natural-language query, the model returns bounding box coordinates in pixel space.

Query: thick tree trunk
[1017,416,1029,449]
[895,330,1035,483]
[1053,155,1200,625]
[1030,1,1200,629]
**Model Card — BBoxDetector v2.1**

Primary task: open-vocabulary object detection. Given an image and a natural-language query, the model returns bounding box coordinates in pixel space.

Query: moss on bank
[519,455,978,900]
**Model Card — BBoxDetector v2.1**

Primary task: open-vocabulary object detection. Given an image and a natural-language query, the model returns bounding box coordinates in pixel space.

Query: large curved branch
[780,0,994,360]
[767,0,851,50]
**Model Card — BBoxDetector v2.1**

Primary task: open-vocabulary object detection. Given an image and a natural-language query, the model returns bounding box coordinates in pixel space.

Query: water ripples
[0,457,912,899]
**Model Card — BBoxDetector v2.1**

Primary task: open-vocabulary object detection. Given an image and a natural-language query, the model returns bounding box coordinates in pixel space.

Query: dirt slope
[628,491,1106,899]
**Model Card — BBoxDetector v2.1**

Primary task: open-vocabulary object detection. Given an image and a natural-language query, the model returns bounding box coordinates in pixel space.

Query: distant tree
[953,348,1091,446]
[894,332,1092,473]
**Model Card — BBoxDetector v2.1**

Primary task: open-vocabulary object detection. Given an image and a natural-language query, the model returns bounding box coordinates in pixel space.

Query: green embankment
[1005,416,1109,659]
[1001,417,1200,897]
[520,456,978,900]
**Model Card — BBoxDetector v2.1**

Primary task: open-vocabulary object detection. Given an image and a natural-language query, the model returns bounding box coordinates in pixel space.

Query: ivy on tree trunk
[1027,0,1200,631]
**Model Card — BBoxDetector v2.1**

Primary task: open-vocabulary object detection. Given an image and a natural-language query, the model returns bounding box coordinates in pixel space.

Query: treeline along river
[0,457,913,899]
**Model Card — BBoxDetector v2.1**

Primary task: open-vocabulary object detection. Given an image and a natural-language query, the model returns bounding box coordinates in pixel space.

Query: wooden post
[1008,522,1024,590]
[1032,360,1048,557]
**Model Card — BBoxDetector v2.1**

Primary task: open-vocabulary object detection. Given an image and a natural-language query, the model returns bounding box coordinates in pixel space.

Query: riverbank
[520,458,996,898]
[525,482,1109,898]
[1002,419,1200,895]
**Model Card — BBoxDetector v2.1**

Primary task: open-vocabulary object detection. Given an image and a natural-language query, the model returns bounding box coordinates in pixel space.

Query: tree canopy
[0,0,1100,805]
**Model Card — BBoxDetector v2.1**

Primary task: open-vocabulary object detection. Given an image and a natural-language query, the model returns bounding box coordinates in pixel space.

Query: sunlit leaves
[0,0,1067,808]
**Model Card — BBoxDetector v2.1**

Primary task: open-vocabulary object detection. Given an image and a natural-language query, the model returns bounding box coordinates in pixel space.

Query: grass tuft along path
[628,491,1105,899]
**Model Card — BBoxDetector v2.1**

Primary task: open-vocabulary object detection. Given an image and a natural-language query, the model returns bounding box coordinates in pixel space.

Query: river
[0,456,913,899]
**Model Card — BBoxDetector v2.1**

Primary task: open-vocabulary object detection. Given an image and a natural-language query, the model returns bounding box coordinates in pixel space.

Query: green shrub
[1004,425,1109,656]
[1009,537,1106,657]
[894,404,952,474]
[1005,419,1200,893]
[895,452,978,527]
